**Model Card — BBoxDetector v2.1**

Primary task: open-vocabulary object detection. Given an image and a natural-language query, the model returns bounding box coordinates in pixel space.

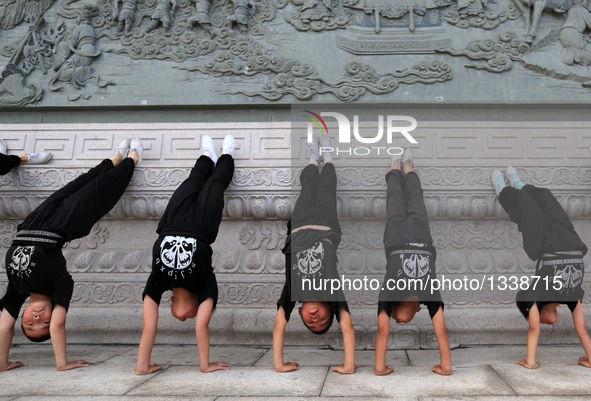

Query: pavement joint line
[318,366,331,397]
[121,364,171,396]
[488,364,519,396]
[405,349,412,367]
[251,347,270,366]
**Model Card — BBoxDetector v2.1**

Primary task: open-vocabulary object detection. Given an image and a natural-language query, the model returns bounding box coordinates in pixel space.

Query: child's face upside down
[392,300,421,324]
[299,301,331,333]
[22,298,53,339]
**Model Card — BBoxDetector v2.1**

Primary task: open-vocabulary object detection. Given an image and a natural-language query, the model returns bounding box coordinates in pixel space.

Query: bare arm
[517,303,540,369]
[50,305,89,371]
[0,309,22,372]
[431,306,452,375]
[272,306,298,372]
[374,310,393,376]
[196,298,229,373]
[571,302,591,367]
[135,295,162,375]
[332,309,355,374]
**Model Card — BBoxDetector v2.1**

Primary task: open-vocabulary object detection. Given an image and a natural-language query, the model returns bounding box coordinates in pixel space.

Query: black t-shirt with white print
[0,244,74,320]
[377,243,443,320]
[143,234,218,306]
[277,229,349,322]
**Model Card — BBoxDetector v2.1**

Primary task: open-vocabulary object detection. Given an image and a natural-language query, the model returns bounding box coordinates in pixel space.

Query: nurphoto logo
[303,110,418,157]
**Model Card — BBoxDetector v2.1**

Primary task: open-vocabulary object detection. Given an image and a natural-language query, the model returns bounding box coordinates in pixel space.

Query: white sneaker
[26,152,52,165]
[0,139,7,155]
[309,134,319,165]
[129,138,143,163]
[201,135,218,163]
[505,166,525,190]
[402,148,414,166]
[491,169,506,196]
[319,134,332,163]
[222,135,235,156]
[116,138,130,159]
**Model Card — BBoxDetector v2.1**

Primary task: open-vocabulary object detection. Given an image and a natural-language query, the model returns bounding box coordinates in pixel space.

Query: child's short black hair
[304,312,334,335]
[21,322,51,343]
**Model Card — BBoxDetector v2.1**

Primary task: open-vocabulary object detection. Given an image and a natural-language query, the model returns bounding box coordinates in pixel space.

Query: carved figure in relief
[227,0,257,31]
[187,0,212,30]
[344,0,451,32]
[40,20,70,72]
[273,134,356,374]
[136,135,235,375]
[374,148,452,377]
[112,0,138,36]
[146,0,178,32]
[491,167,591,369]
[0,139,142,372]
[48,5,102,91]
[300,0,338,23]
[559,0,591,65]
[457,0,486,18]
[512,0,570,42]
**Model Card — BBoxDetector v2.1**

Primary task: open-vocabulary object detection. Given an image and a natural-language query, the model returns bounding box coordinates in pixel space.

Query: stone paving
[1,344,591,400]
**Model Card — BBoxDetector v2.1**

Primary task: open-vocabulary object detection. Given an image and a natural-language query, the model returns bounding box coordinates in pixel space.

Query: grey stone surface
[253,347,406,367]
[0,364,150,397]
[106,345,267,367]
[127,366,328,397]
[2,345,591,399]
[16,398,214,401]
[321,366,516,397]
[419,395,588,401]
[6,344,131,367]
[408,345,528,367]
[492,364,591,396]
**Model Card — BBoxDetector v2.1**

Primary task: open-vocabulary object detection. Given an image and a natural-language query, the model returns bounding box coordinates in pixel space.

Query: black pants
[157,155,234,244]
[18,158,136,241]
[498,185,587,261]
[384,170,432,249]
[0,153,21,175]
[291,163,340,234]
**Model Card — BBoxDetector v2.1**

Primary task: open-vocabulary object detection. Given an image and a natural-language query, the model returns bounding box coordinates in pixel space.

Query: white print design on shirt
[9,246,35,278]
[160,236,197,270]
[554,264,584,289]
[295,241,324,276]
[401,253,430,278]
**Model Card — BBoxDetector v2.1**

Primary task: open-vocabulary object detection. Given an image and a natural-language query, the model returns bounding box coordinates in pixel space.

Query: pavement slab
[105,345,267,368]
[0,364,152,397]
[15,398,215,401]
[127,366,328,397]
[254,346,407,367]
[5,344,132,367]
[491,363,591,396]
[321,366,515,397]
[418,395,589,401]
[408,346,527,367]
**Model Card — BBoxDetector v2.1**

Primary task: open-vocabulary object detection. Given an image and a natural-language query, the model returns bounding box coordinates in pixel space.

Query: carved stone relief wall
[1,123,591,345]
[1,0,591,107]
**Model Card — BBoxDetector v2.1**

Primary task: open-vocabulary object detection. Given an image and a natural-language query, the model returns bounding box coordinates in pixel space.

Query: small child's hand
[56,360,90,371]
[0,360,24,372]
[200,361,230,373]
[332,364,356,375]
[374,366,394,376]
[135,364,163,375]
[274,361,299,373]
[516,358,540,369]
[578,356,591,368]
[432,363,452,376]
